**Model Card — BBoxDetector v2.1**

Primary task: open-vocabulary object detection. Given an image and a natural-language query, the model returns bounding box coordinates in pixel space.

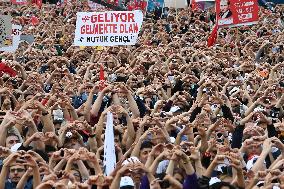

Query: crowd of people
[1,0,284,188]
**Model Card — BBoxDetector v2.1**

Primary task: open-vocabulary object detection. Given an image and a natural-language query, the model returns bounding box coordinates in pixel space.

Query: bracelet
[89,134,96,138]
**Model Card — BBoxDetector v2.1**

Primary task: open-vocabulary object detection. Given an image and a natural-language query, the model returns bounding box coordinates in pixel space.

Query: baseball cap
[122,157,141,165]
[120,176,134,188]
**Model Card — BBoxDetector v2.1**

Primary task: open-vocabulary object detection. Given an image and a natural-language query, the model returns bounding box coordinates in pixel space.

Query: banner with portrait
[216,0,259,27]
[147,0,164,12]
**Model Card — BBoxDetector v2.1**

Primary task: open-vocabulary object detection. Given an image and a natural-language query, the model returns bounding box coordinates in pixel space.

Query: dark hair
[114,129,122,141]
[140,141,153,150]
[6,133,20,140]
[210,182,237,189]
[173,168,186,182]
[120,186,134,189]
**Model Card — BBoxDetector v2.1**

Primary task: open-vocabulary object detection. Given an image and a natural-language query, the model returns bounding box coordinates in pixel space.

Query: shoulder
[227,10,233,17]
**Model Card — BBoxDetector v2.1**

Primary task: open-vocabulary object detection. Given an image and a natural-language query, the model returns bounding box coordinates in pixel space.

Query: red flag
[191,0,197,11]
[207,25,219,47]
[0,63,17,77]
[99,64,105,91]
[35,0,42,8]
[30,16,39,26]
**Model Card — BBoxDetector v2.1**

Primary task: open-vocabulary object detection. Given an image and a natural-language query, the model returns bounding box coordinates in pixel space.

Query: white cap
[170,106,180,113]
[122,156,141,166]
[209,177,221,185]
[170,137,175,143]
[10,143,22,152]
[120,176,134,187]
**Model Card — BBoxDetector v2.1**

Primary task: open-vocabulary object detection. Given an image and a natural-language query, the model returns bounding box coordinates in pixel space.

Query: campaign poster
[0,25,22,52]
[164,0,187,9]
[74,11,143,46]
[216,0,259,27]
[147,0,164,12]
[0,15,12,48]
[11,0,28,5]
[126,0,148,13]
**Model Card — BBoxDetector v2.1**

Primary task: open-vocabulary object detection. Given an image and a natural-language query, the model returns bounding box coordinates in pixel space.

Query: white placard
[0,25,22,52]
[0,15,12,48]
[74,11,143,46]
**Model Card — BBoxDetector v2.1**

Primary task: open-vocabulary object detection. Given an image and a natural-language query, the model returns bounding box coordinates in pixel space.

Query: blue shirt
[5,177,33,189]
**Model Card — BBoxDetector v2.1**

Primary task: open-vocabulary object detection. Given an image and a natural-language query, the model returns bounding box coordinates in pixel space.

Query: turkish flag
[99,64,105,91]
[0,63,17,77]
[191,0,197,11]
[31,16,39,26]
[35,0,42,8]
[207,25,219,47]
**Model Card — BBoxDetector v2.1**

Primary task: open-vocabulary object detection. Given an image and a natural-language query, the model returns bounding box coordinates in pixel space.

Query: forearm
[0,166,8,189]
[0,127,8,147]
[131,138,143,158]
[53,159,67,172]
[84,91,95,122]
[68,106,79,120]
[174,133,182,145]
[65,160,74,173]
[16,171,30,189]
[235,171,245,189]
[95,114,105,147]
[41,113,55,133]
[251,150,269,173]
[204,162,216,178]
[168,177,183,189]
[244,102,257,117]
[58,131,66,147]
[194,160,205,178]
[32,167,41,189]
[19,67,27,80]
[159,89,169,100]
[62,108,71,121]
[76,160,89,180]
[109,174,122,189]
[88,137,97,153]
[182,158,195,175]
[83,68,91,80]
[166,160,175,175]
[91,93,104,116]
[149,157,162,174]
[126,116,135,140]
[145,154,155,169]
[127,93,140,118]
[199,136,208,154]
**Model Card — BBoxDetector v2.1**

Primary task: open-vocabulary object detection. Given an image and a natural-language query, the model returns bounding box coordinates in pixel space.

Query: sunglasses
[10,168,25,173]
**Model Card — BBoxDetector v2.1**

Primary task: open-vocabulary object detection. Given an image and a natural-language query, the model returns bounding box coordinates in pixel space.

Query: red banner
[127,0,147,13]
[11,0,27,5]
[216,0,259,27]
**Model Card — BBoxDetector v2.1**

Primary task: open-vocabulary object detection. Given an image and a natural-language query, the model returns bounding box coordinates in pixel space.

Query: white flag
[103,112,116,176]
